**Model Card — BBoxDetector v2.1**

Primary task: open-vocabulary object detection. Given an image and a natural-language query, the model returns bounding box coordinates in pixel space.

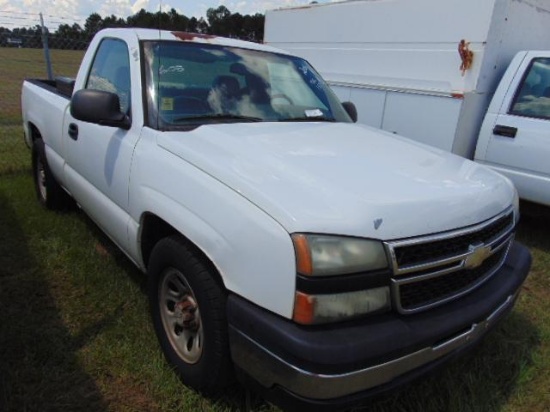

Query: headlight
[291,234,391,324]
[294,288,391,324]
[291,234,388,276]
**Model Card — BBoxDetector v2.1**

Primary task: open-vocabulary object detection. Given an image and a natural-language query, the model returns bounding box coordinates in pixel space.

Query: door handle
[68,123,78,140]
[493,124,517,138]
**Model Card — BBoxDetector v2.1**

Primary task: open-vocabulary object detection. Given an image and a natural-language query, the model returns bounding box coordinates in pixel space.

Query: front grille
[399,247,507,311]
[394,213,513,267]
[386,209,515,314]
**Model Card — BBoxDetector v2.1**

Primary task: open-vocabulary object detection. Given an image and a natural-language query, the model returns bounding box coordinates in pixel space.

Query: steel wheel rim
[159,268,203,364]
[36,157,47,201]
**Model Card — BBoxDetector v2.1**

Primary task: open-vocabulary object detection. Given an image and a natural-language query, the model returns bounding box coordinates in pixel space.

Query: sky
[0,0,336,29]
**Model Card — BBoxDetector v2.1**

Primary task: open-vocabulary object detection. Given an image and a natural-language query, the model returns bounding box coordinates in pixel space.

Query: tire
[148,236,233,393]
[32,139,71,210]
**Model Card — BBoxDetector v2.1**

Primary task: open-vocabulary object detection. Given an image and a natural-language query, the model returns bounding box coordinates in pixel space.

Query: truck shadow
[516,200,550,250]
[0,192,109,412]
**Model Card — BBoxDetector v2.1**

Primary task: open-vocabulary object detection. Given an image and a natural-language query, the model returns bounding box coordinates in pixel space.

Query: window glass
[268,61,328,109]
[86,38,131,115]
[510,58,550,120]
[142,41,351,129]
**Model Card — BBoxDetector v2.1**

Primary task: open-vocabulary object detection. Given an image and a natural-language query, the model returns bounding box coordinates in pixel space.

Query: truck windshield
[142,41,352,129]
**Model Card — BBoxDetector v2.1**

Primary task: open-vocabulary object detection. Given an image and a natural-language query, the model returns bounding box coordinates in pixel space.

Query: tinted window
[86,38,131,115]
[510,58,550,120]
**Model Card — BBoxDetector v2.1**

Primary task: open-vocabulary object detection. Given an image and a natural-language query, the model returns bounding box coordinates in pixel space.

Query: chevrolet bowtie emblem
[464,242,492,269]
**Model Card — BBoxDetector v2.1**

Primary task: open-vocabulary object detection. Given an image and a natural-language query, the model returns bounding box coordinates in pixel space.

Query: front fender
[129,130,296,319]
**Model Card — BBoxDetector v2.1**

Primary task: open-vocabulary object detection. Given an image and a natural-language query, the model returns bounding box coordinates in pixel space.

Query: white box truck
[265,0,550,206]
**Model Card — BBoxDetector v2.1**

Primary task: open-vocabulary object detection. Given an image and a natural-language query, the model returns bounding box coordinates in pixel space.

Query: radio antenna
[158,0,163,34]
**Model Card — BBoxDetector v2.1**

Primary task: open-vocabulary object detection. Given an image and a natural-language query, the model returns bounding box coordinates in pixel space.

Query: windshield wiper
[173,113,263,123]
[279,116,336,122]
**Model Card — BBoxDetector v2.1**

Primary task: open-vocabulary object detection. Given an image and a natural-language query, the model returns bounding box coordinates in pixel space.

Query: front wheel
[148,236,233,393]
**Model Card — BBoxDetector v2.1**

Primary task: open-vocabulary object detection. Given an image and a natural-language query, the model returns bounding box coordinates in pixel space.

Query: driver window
[86,38,131,115]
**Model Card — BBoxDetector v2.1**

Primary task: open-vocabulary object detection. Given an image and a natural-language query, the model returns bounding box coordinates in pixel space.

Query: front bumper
[227,241,531,410]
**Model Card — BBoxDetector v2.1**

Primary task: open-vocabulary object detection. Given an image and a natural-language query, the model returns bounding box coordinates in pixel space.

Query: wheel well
[28,122,42,142]
[141,214,177,267]
[140,214,225,288]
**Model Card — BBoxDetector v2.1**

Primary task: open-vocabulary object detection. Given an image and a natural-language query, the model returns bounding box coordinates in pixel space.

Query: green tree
[126,9,157,29]
[206,5,232,36]
[242,13,265,42]
[84,13,104,39]
[52,23,86,49]
[103,15,127,28]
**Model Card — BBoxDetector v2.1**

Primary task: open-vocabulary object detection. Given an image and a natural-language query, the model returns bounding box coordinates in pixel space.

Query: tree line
[0,6,265,49]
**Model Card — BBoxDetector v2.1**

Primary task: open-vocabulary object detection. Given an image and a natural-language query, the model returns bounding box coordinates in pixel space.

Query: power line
[0,11,84,23]
[43,14,85,20]
[0,15,38,21]
[0,10,38,16]
[0,10,80,19]
[0,22,38,27]
[47,20,83,26]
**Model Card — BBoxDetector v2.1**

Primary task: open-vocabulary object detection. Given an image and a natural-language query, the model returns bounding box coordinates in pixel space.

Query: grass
[0,48,85,175]
[0,174,242,412]
[0,47,549,411]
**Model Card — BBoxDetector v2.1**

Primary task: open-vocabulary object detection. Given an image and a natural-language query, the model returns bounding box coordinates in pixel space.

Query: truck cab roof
[97,28,291,56]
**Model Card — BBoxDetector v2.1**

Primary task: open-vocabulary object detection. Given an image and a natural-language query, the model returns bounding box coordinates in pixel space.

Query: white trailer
[265,0,550,205]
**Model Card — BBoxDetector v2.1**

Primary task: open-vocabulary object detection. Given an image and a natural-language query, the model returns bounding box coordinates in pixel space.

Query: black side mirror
[71,89,130,130]
[342,101,358,123]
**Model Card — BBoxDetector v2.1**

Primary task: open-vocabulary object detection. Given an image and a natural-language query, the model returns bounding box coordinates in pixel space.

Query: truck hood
[158,122,514,240]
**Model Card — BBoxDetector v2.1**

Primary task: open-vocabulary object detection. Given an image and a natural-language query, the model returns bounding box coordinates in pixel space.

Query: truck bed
[21,78,72,174]
[25,77,75,99]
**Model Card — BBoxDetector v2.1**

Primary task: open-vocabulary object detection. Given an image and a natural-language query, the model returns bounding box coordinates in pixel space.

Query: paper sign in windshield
[305,109,323,118]
[161,98,174,111]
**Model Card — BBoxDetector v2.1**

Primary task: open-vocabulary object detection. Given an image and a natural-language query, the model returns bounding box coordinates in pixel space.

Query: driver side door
[63,37,140,250]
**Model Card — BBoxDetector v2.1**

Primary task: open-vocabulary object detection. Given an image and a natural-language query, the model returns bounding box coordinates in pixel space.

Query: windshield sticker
[305,109,324,118]
[161,97,174,111]
[159,65,185,75]
[309,78,323,90]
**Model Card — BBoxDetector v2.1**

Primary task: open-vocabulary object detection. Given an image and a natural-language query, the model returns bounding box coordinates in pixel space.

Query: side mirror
[342,101,357,123]
[71,89,130,130]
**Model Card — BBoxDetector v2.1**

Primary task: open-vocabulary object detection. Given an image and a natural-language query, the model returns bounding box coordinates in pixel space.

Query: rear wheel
[148,236,232,393]
[32,139,71,210]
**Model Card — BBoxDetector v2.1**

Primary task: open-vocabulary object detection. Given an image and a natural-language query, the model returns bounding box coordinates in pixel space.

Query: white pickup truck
[21,28,531,410]
[265,0,550,207]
